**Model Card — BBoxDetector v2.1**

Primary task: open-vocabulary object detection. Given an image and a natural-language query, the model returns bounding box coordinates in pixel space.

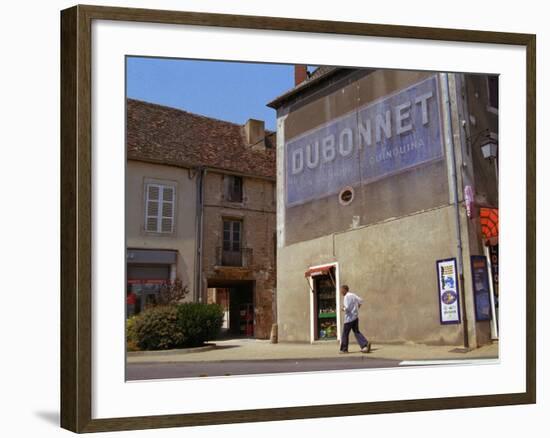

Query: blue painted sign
[285,75,444,206]
[471,255,492,321]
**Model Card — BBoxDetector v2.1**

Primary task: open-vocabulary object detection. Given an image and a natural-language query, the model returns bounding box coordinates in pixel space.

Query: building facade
[126,99,277,339]
[268,67,499,348]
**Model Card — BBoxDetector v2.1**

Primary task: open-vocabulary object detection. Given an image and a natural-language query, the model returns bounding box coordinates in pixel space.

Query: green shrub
[129,303,224,351]
[126,315,140,351]
[133,305,184,350]
[176,303,224,347]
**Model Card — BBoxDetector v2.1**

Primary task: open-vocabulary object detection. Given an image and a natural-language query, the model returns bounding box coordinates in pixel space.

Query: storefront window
[315,274,337,339]
[126,280,165,316]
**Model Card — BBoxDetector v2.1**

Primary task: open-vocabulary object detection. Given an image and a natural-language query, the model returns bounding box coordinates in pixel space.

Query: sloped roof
[267,66,340,109]
[127,99,275,179]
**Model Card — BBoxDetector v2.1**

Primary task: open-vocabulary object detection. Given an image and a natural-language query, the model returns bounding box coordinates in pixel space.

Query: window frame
[223,174,244,203]
[143,181,177,234]
[222,218,243,252]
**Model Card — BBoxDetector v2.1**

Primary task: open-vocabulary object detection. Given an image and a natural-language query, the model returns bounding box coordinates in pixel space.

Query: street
[126,356,401,380]
[125,338,499,380]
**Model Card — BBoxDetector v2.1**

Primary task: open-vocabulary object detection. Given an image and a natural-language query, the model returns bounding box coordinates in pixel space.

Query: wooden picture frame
[61,4,536,433]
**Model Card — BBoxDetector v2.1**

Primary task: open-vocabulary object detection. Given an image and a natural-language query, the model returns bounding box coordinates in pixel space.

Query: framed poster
[60,4,536,433]
[436,258,461,324]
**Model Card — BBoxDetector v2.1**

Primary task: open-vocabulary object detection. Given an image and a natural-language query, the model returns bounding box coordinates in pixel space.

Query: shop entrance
[207,280,255,338]
[306,264,340,342]
[480,207,499,339]
[313,272,337,340]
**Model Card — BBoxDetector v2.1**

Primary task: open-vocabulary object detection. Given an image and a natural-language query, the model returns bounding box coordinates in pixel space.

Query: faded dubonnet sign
[285,75,444,206]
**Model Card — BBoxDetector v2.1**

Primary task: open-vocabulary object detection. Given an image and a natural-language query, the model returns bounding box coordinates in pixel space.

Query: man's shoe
[339,350,349,354]
[361,342,371,353]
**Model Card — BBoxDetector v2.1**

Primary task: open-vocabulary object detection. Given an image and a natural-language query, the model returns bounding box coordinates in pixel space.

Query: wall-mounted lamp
[467,128,498,178]
[480,136,499,180]
[480,138,498,161]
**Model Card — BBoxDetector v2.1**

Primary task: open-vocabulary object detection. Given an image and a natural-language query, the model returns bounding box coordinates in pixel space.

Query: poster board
[436,258,461,324]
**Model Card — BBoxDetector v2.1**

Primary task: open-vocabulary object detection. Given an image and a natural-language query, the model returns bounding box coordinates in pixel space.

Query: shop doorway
[479,207,499,340]
[207,280,255,338]
[305,264,340,343]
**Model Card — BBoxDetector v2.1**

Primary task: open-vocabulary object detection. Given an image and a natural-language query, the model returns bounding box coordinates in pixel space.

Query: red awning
[480,207,499,242]
[305,265,333,277]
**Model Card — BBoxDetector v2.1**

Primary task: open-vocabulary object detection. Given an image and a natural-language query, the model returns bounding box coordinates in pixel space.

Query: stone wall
[201,171,276,339]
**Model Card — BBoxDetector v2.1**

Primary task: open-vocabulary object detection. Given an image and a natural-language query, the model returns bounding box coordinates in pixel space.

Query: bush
[133,305,184,351]
[126,315,140,351]
[176,303,225,347]
[129,303,225,350]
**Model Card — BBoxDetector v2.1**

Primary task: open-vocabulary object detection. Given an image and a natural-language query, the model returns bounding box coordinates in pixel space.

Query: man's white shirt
[343,292,363,323]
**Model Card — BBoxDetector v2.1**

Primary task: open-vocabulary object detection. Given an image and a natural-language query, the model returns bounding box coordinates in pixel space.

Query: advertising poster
[471,255,492,321]
[285,75,444,207]
[436,258,461,324]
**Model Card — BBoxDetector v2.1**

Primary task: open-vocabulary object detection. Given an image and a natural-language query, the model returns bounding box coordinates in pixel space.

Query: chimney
[294,65,308,86]
[244,119,265,150]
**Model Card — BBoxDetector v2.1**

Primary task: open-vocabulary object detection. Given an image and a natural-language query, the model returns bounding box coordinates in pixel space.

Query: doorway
[207,280,255,338]
[313,271,337,340]
[306,263,340,342]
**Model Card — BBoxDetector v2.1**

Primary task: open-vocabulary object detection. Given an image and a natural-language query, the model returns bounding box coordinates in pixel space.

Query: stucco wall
[126,160,197,293]
[277,205,466,345]
[275,70,495,347]
[276,235,336,342]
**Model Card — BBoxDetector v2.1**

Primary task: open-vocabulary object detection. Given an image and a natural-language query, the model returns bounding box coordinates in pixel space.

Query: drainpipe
[441,73,469,348]
[195,167,206,303]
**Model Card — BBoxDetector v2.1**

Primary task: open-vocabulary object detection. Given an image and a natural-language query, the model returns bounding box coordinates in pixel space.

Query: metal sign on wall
[285,75,444,207]
[471,255,492,321]
[436,258,461,324]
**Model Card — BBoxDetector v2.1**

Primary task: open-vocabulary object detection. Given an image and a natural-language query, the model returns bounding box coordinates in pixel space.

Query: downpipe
[441,73,469,348]
[194,167,206,303]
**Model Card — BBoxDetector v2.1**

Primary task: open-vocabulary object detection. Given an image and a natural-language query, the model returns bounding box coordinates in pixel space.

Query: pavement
[127,337,499,364]
[126,338,498,380]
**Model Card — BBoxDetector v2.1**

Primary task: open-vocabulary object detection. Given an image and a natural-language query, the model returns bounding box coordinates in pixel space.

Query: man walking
[339,285,371,353]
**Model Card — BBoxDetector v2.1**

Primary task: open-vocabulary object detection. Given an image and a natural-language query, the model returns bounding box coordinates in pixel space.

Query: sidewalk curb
[126,340,499,363]
[127,353,499,364]
[127,343,216,357]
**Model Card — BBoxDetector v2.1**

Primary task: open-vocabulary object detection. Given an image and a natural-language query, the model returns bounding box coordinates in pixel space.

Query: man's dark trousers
[340,318,368,352]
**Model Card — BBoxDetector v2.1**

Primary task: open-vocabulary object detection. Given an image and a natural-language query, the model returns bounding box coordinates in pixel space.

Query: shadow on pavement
[212,344,241,350]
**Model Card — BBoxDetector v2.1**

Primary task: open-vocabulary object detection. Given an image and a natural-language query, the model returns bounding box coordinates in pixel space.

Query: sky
[126,57,300,131]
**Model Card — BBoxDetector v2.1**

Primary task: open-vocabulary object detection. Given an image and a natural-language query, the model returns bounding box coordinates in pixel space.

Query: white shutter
[161,186,174,233]
[145,184,159,232]
[145,183,175,233]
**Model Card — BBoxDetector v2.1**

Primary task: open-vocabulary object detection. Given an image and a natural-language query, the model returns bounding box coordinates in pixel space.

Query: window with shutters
[144,183,175,234]
[224,175,243,203]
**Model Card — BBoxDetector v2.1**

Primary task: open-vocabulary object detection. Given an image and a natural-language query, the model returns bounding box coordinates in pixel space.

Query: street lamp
[480,137,498,176]
[480,138,498,160]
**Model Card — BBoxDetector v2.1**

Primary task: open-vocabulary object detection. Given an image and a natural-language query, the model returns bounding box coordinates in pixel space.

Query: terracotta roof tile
[127,99,275,179]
